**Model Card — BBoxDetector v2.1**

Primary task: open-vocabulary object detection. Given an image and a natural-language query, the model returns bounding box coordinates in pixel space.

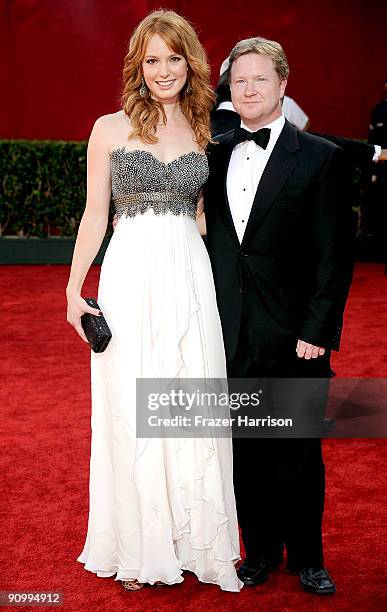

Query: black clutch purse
[81,297,112,353]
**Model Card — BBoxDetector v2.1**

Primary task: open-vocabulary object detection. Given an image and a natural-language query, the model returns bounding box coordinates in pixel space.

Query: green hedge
[0,138,365,239]
[0,139,112,238]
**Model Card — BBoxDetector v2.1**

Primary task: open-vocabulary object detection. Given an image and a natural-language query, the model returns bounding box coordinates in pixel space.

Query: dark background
[1,0,387,140]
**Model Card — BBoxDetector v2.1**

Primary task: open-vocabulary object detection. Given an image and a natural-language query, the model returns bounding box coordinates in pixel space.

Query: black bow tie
[233,126,271,149]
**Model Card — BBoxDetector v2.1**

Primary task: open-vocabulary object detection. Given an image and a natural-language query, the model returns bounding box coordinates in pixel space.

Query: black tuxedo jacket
[210,109,240,137]
[204,120,353,367]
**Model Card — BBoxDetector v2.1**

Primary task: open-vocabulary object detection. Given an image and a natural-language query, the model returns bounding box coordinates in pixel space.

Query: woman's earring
[140,77,148,97]
[185,82,193,94]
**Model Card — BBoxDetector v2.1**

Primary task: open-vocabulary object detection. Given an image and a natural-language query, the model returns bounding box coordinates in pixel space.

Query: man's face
[230,52,287,128]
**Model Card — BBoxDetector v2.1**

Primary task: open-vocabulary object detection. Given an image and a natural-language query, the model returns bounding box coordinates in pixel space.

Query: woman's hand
[66,292,102,343]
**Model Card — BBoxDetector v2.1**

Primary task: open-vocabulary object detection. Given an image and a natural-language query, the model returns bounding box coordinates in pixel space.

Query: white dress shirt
[373,145,381,161]
[217,101,236,112]
[227,114,286,243]
[282,96,309,130]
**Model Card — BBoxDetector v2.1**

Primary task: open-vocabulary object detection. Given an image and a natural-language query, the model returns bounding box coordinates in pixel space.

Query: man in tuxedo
[211,57,387,163]
[368,75,387,270]
[204,37,353,595]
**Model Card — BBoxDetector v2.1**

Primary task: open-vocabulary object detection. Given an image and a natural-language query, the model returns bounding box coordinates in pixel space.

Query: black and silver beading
[110,148,209,220]
[113,191,197,219]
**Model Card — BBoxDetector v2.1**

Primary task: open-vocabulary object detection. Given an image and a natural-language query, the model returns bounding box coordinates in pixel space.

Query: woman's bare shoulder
[90,111,132,151]
[93,110,131,130]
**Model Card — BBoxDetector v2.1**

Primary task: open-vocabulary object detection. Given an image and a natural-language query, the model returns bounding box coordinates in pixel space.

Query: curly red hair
[121,10,215,149]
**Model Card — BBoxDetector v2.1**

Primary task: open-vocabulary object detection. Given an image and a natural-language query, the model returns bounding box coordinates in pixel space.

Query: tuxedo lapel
[214,132,240,247]
[241,120,300,248]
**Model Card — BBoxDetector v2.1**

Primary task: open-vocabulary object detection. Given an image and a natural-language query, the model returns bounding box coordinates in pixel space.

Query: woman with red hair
[66,10,242,593]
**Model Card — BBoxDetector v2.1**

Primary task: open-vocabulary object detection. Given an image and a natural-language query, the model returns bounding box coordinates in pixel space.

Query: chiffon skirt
[77,211,242,591]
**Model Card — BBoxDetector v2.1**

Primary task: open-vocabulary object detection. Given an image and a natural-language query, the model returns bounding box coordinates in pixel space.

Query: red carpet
[1,263,386,611]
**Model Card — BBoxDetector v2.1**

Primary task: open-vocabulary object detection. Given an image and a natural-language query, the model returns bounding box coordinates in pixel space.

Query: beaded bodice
[110,148,209,220]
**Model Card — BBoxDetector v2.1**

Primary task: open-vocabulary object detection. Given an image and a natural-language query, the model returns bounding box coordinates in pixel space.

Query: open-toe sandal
[121,579,145,591]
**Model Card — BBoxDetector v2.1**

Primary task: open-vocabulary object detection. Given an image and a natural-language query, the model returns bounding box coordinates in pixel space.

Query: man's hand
[296,339,325,359]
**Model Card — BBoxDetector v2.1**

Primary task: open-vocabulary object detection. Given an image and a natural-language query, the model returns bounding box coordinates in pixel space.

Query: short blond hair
[228,37,289,81]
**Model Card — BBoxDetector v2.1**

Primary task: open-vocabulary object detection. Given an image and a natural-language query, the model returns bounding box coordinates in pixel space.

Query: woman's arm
[66,117,112,341]
[196,189,207,236]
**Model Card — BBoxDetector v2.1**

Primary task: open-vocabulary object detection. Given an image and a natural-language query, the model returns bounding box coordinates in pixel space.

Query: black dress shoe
[299,567,336,595]
[237,559,269,586]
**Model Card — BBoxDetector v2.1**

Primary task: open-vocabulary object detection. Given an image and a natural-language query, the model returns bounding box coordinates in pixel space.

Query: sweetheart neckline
[110,147,207,166]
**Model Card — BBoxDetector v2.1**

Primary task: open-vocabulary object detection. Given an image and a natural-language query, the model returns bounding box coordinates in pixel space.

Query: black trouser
[227,318,330,570]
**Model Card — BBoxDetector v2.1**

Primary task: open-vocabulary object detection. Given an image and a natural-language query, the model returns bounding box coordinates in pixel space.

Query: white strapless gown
[77,150,242,592]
